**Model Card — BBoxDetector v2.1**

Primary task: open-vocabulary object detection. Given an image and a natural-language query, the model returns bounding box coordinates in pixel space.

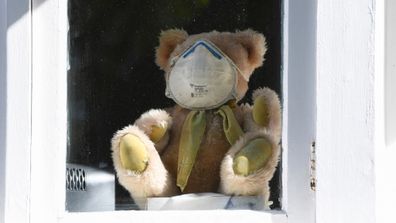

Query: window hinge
[310,141,316,191]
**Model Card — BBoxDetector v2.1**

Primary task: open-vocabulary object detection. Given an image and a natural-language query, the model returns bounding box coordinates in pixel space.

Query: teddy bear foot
[233,138,273,176]
[219,131,280,201]
[119,134,149,173]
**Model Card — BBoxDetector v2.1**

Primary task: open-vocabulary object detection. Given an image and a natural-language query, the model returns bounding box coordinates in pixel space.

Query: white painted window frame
[2,0,391,223]
[376,0,396,222]
[29,0,315,222]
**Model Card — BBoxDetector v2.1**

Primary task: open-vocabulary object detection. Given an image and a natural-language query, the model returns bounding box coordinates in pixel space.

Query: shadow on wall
[0,0,8,220]
[0,0,7,220]
[7,0,47,26]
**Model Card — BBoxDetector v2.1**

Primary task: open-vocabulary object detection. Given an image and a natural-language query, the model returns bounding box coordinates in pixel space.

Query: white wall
[316,0,376,223]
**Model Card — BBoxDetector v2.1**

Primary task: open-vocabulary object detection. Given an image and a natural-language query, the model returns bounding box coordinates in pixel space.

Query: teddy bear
[111,29,281,208]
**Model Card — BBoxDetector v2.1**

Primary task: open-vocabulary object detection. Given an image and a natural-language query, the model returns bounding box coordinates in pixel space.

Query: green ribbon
[176,105,244,191]
[216,105,244,146]
[177,110,207,191]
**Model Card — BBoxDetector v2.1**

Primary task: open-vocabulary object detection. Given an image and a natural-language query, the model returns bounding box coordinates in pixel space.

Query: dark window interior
[68,0,282,210]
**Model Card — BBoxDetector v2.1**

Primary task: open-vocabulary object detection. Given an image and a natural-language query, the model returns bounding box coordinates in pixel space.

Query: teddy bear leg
[232,138,273,176]
[111,125,177,209]
[219,131,280,205]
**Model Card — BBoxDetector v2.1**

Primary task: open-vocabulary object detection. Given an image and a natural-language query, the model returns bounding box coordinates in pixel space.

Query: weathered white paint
[0,0,32,223]
[376,0,396,222]
[282,0,316,223]
[316,0,376,223]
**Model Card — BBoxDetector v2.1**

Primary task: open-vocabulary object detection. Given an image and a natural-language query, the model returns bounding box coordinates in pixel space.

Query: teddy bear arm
[243,87,282,142]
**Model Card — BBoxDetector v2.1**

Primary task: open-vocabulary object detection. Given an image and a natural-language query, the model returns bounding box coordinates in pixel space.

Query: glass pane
[67,0,281,212]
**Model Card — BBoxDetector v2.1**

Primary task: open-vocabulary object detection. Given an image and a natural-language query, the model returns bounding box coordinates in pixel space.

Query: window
[67,0,282,212]
[1,0,320,222]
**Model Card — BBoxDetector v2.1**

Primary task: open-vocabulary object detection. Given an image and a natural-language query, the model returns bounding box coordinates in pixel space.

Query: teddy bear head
[155,29,267,105]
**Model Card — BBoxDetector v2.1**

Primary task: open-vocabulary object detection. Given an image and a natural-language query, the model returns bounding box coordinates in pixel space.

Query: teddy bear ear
[236,29,267,69]
[155,29,189,71]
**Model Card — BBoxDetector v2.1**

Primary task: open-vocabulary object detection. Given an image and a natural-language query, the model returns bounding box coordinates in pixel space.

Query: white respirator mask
[165,39,247,110]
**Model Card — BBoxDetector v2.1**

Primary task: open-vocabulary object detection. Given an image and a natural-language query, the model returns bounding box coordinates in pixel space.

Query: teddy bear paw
[148,122,168,143]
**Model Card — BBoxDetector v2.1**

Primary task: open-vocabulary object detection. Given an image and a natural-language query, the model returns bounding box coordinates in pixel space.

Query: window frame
[2,0,319,222]
[376,0,396,222]
[4,0,387,222]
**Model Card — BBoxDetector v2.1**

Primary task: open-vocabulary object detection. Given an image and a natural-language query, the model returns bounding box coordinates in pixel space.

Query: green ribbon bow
[176,104,244,191]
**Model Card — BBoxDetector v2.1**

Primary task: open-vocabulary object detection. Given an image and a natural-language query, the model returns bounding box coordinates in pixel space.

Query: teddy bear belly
[160,109,238,194]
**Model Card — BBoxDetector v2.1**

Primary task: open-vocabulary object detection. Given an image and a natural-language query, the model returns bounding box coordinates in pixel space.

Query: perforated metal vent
[66,167,86,191]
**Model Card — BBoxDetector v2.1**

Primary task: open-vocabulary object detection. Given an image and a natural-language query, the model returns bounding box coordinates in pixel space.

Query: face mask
[165,39,245,110]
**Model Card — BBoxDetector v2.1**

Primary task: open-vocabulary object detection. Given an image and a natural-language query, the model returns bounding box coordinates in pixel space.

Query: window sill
[60,209,287,223]
[147,193,269,210]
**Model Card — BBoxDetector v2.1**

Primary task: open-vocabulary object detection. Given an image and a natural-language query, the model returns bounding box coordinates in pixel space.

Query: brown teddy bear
[111,29,281,208]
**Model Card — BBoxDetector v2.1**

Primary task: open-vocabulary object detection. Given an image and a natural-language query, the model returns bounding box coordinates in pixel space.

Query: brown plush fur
[155,29,270,193]
[155,29,189,71]
[112,29,281,206]
[160,106,245,193]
